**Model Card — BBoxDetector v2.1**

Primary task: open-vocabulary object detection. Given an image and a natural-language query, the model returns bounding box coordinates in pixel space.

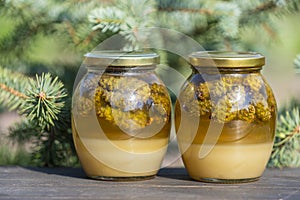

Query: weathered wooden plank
[0,166,300,199]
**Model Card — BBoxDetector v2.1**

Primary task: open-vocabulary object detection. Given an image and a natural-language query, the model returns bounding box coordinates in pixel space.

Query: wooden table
[0,166,300,199]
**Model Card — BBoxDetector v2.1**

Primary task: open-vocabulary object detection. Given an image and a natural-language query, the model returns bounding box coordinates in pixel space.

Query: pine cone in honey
[94,76,170,131]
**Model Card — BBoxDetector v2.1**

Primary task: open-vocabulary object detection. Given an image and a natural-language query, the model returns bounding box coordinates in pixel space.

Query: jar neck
[87,65,156,74]
[193,66,262,74]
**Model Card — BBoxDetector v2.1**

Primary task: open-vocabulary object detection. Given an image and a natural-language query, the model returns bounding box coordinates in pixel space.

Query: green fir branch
[88,0,156,50]
[158,6,213,15]
[156,0,300,50]
[88,6,125,32]
[21,74,67,130]
[268,103,300,168]
[0,67,29,110]
[0,67,76,167]
[240,0,300,25]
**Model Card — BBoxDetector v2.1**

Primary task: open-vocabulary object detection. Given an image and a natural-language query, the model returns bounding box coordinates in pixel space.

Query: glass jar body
[175,68,277,183]
[72,66,171,180]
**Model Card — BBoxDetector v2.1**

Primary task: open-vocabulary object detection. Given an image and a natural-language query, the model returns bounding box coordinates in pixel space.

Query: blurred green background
[261,13,300,106]
[0,2,299,107]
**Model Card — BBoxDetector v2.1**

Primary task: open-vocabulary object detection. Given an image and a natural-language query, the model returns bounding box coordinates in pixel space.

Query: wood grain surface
[0,166,300,200]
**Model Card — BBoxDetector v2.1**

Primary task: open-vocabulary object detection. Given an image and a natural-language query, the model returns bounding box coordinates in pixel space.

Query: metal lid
[84,51,160,67]
[189,51,265,68]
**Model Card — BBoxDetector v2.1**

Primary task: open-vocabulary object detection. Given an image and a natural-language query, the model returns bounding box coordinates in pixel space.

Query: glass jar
[72,51,171,180]
[175,51,277,183]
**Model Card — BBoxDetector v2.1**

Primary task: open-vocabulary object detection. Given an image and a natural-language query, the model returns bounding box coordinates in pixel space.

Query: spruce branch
[0,67,30,110]
[268,104,300,168]
[88,6,125,32]
[81,30,98,47]
[250,1,277,14]
[262,23,277,39]
[64,20,81,45]
[0,67,68,129]
[88,0,156,50]
[0,67,76,167]
[0,83,28,100]
[21,73,68,130]
[240,0,300,25]
[158,7,213,15]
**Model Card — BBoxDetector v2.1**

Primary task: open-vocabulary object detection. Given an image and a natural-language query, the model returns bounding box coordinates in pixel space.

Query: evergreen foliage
[0,67,29,110]
[0,0,300,167]
[0,67,76,167]
[268,100,300,168]
[89,0,300,50]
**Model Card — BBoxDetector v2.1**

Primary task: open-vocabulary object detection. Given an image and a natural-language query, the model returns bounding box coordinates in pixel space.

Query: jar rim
[84,50,160,67]
[189,51,265,68]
